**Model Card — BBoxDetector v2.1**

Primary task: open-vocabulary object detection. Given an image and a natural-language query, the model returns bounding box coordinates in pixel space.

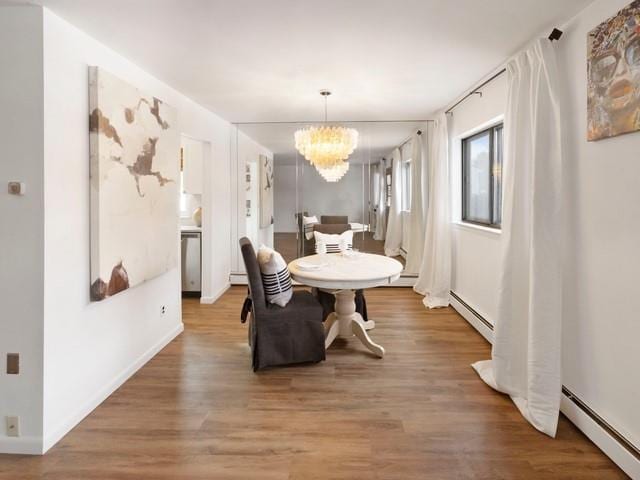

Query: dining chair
[239,237,326,371]
[308,224,371,324]
[320,215,348,224]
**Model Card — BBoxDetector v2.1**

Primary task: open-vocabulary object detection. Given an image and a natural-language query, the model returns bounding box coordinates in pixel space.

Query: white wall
[448,74,507,321]
[229,129,274,274]
[273,164,298,233]
[449,0,640,473]
[0,5,45,454]
[558,0,640,452]
[0,6,236,454]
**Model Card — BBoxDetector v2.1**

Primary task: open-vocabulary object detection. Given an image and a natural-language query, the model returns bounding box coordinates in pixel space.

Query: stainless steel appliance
[181,230,201,294]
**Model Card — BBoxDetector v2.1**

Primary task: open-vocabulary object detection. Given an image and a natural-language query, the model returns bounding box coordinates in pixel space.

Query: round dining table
[288,253,403,358]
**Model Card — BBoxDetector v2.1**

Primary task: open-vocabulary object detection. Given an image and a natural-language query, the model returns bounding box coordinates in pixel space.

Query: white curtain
[472,39,563,437]
[404,132,427,273]
[414,113,451,307]
[384,148,403,256]
[373,161,387,241]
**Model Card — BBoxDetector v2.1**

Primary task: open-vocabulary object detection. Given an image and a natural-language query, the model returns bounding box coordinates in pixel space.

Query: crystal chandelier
[294,91,358,170]
[316,161,349,182]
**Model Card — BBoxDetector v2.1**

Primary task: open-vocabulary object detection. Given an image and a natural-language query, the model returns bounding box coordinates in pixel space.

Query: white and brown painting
[588,0,640,141]
[259,154,274,228]
[89,67,179,301]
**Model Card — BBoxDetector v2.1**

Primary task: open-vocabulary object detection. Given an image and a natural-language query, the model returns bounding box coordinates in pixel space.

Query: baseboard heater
[449,290,640,463]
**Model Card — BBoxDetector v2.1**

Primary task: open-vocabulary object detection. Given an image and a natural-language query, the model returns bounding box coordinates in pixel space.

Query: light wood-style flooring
[0,287,626,479]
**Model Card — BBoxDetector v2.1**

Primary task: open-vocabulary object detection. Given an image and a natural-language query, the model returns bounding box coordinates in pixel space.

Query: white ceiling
[29,0,592,123]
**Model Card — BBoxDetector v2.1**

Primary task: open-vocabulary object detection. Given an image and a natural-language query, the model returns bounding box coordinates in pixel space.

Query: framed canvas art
[588,0,640,141]
[89,67,179,301]
[259,154,274,228]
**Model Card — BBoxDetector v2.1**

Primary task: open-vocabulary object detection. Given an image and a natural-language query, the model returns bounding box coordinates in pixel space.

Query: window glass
[462,124,503,228]
[402,160,411,211]
[463,131,491,224]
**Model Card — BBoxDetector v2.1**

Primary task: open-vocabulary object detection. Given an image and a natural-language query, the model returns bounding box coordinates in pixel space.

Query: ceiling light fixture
[294,91,358,172]
[316,161,350,182]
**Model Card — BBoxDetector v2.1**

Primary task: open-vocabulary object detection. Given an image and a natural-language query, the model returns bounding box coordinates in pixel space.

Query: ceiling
[29,0,592,124]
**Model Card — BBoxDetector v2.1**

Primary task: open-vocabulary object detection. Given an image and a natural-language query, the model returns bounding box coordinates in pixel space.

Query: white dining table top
[288,253,403,290]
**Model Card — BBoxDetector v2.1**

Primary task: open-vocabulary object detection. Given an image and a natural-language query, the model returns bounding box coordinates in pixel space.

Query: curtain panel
[403,132,428,274]
[414,113,451,308]
[384,148,403,256]
[472,38,564,437]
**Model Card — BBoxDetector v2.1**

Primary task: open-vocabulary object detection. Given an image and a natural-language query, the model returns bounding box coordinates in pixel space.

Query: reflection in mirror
[234,121,427,277]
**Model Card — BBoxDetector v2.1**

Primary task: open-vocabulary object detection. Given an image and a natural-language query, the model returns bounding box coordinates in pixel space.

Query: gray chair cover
[321,215,348,224]
[239,237,325,371]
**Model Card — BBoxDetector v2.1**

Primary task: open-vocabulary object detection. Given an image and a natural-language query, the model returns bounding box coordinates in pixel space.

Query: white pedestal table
[288,253,403,358]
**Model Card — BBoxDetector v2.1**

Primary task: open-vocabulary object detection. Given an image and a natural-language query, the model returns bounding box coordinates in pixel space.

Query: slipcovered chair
[239,237,325,371]
[307,224,371,324]
[294,211,309,257]
[320,215,348,224]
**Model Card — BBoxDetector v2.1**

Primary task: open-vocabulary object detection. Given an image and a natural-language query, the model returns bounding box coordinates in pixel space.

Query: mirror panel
[233,121,426,277]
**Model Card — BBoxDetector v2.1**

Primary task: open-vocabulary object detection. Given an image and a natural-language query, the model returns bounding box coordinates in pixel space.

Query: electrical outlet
[6,416,20,437]
[161,305,166,315]
[7,182,26,195]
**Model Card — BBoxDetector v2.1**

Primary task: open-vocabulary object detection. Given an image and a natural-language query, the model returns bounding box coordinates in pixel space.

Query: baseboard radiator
[449,291,640,467]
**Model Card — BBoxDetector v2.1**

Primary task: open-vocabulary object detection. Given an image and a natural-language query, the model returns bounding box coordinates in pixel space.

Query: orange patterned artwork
[588,0,640,141]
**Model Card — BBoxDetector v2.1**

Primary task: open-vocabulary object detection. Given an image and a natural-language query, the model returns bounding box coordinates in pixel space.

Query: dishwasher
[181,231,201,294]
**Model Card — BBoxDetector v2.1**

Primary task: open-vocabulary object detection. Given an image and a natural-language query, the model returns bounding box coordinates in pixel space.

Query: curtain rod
[399,129,422,149]
[445,28,563,115]
[444,68,507,115]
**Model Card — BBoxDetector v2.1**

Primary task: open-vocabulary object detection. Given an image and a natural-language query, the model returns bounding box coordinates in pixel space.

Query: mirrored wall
[231,121,429,278]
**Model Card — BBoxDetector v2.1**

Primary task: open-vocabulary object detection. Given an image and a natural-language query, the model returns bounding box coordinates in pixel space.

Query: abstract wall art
[588,0,640,141]
[259,154,274,228]
[89,67,179,301]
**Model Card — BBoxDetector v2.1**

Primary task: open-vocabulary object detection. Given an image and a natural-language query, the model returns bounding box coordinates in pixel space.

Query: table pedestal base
[324,289,385,358]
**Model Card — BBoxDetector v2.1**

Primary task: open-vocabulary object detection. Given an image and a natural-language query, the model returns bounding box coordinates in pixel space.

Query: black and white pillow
[313,230,354,253]
[257,245,293,307]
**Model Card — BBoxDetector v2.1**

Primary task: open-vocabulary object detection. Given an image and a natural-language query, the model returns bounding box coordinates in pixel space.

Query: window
[462,124,503,228]
[401,159,411,211]
[385,168,392,208]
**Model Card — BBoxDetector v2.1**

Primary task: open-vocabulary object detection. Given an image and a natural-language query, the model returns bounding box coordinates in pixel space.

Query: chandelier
[316,161,349,182]
[294,91,358,170]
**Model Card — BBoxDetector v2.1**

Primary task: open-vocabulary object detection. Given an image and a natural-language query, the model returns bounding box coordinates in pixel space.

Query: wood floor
[0,287,626,479]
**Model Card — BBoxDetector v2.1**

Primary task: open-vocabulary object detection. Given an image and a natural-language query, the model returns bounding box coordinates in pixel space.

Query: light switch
[8,182,26,195]
[6,353,19,374]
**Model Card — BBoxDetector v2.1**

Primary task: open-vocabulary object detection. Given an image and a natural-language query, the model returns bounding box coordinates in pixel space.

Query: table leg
[324,313,339,349]
[326,289,385,358]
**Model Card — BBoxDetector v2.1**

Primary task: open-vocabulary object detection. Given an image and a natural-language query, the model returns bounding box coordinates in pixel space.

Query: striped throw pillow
[257,245,293,307]
[313,230,354,254]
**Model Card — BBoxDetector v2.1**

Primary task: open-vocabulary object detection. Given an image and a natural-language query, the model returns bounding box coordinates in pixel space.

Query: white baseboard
[230,272,248,285]
[0,435,44,455]
[561,395,640,479]
[450,293,494,343]
[200,283,231,304]
[450,291,640,479]
[41,323,184,454]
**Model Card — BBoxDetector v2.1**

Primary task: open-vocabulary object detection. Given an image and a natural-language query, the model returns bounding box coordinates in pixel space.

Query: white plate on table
[296,261,327,271]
